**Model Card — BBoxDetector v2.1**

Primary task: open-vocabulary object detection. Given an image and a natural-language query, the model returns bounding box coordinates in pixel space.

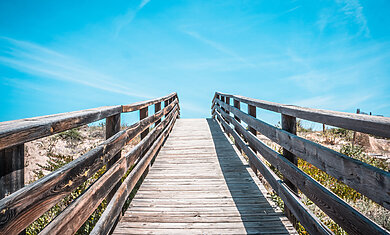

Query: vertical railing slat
[233,99,241,152]
[140,107,149,139]
[281,114,298,228]
[0,144,24,199]
[155,102,161,125]
[248,105,258,175]
[105,113,122,201]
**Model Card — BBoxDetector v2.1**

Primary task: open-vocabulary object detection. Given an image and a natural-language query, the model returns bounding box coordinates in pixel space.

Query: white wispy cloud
[113,0,151,38]
[0,37,153,99]
[184,31,255,67]
[139,0,151,9]
[337,0,370,37]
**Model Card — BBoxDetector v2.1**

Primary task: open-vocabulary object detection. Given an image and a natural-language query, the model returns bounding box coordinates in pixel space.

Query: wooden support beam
[140,108,149,140]
[225,97,230,115]
[0,102,177,235]
[0,144,24,199]
[220,96,226,113]
[105,113,121,202]
[164,100,169,118]
[0,144,25,234]
[216,98,390,210]
[281,114,298,228]
[216,105,387,234]
[233,99,241,152]
[214,110,332,235]
[248,105,258,175]
[155,102,161,125]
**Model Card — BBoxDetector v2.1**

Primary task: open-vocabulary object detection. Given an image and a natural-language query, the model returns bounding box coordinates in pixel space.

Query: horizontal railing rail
[0,93,179,235]
[212,92,389,235]
[213,92,390,138]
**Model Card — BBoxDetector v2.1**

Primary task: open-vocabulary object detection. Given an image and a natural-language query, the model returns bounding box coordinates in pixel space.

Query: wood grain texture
[0,93,177,150]
[155,102,161,125]
[111,118,297,235]
[122,93,177,113]
[0,101,178,235]
[215,99,390,210]
[0,144,24,199]
[214,110,334,235]
[0,105,122,150]
[41,107,179,235]
[281,114,298,228]
[91,111,178,235]
[215,92,390,138]
[140,107,149,140]
[106,113,122,202]
[215,106,389,235]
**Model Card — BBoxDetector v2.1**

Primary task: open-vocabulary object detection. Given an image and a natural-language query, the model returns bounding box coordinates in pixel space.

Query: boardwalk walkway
[113,119,297,234]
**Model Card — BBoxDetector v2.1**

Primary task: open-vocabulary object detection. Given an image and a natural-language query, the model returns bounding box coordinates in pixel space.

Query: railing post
[105,113,121,201]
[248,105,258,175]
[225,97,230,115]
[220,96,225,113]
[164,99,169,118]
[155,102,161,125]
[281,114,298,228]
[233,99,241,152]
[0,144,24,199]
[0,145,25,234]
[140,107,149,139]
[140,106,150,181]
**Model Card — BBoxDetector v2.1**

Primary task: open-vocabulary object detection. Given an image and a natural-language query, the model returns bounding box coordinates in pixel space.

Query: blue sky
[1,0,389,126]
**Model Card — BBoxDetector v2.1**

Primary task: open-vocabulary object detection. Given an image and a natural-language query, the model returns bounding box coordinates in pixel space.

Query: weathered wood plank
[0,102,177,235]
[111,118,297,235]
[0,144,24,199]
[106,113,122,201]
[281,114,298,228]
[90,111,178,235]
[155,102,161,125]
[113,227,293,235]
[140,107,149,140]
[0,105,122,150]
[215,92,390,138]
[215,108,389,235]
[248,104,258,174]
[215,99,390,210]
[122,92,176,113]
[40,108,179,234]
[214,111,333,235]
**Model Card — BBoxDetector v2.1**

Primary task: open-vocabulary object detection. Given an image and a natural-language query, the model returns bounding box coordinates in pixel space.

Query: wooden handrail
[214,92,390,138]
[215,99,390,210]
[0,93,180,235]
[91,110,178,235]
[41,107,179,234]
[215,106,386,234]
[212,92,390,235]
[214,111,333,235]
[122,92,177,112]
[0,106,122,150]
[0,92,177,150]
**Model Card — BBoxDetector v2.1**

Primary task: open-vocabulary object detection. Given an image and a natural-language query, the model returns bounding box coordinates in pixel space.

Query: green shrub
[27,153,106,235]
[58,128,82,141]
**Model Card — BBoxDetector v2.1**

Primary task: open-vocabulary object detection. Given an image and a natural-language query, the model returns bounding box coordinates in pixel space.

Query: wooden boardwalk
[113,119,297,234]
